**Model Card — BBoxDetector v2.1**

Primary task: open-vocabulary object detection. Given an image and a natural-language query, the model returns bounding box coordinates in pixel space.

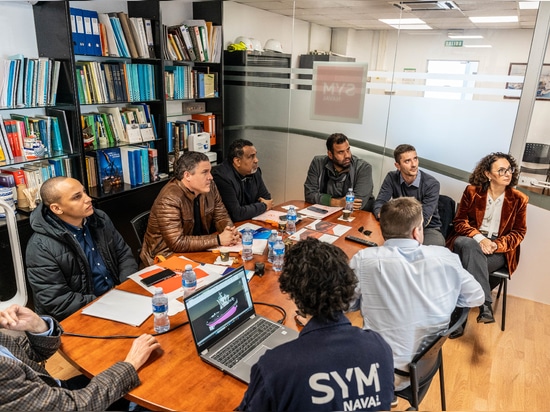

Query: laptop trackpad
[244,345,269,366]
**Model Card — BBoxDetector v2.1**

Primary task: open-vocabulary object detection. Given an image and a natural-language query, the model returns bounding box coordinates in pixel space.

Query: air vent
[393,1,460,11]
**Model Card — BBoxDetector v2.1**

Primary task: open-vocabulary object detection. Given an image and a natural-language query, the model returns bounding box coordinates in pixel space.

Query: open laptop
[184,265,299,383]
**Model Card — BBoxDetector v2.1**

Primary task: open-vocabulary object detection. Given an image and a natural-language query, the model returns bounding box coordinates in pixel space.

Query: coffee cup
[342,210,351,220]
[220,247,230,262]
[278,216,287,232]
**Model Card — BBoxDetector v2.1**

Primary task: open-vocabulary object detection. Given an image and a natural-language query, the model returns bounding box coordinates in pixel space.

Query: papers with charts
[288,228,339,244]
[305,219,352,237]
[298,204,342,219]
[251,209,286,223]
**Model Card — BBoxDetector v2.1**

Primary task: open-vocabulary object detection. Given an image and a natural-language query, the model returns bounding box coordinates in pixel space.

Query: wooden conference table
[59,201,382,411]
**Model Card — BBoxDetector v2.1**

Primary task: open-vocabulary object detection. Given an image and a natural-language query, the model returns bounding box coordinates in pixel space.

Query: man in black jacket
[26,177,137,321]
[212,139,272,222]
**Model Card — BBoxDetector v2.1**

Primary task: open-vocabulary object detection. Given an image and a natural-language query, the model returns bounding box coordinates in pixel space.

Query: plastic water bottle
[345,188,355,212]
[286,206,297,235]
[267,229,278,263]
[182,264,197,298]
[152,287,170,333]
[273,236,285,272]
[242,228,254,261]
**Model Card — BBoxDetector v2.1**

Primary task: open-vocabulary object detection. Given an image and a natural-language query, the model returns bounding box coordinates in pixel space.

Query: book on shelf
[116,12,139,59]
[144,18,156,58]
[32,115,53,156]
[139,147,150,184]
[96,147,124,192]
[178,24,197,62]
[81,113,98,150]
[0,55,59,109]
[46,108,74,154]
[89,10,102,56]
[0,167,27,187]
[164,31,178,61]
[85,154,98,188]
[119,146,140,186]
[188,25,205,62]
[108,13,131,58]
[70,7,87,55]
[97,13,120,57]
[148,147,159,182]
[192,112,216,146]
[182,20,210,62]
[98,106,128,143]
[98,20,109,56]
[129,17,150,59]
[82,8,94,55]
[0,115,14,161]
[2,119,22,158]
[48,158,67,177]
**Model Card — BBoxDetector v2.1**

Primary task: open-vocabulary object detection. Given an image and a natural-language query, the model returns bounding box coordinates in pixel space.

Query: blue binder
[70,8,86,55]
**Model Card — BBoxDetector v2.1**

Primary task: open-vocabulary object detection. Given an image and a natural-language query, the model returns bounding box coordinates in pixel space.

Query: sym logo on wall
[310,62,368,124]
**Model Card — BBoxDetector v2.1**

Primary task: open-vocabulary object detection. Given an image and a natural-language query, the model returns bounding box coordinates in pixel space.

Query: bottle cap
[271,229,277,233]
[185,264,192,270]
[276,235,282,240]
[155,287,163,294]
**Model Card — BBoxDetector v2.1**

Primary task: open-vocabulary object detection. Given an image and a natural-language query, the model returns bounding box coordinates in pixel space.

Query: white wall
[0,3,37,58]
[224,1,313,67]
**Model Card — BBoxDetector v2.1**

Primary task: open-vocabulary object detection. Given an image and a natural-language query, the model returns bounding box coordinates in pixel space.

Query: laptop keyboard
[212,318,279,368]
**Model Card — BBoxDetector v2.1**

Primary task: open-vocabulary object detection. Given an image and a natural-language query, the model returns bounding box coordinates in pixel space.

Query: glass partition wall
[223,0,550,207]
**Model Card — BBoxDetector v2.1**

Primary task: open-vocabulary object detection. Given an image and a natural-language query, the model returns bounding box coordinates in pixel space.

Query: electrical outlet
[518,175,532,186]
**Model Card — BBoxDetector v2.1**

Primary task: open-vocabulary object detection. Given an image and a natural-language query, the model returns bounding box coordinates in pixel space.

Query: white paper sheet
[81,289,152,327]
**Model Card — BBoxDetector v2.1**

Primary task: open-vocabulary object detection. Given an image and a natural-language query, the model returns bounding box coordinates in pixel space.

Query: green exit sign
[445,40,463,47]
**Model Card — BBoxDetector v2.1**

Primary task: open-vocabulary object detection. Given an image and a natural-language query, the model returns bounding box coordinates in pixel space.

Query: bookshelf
[0,1,225,299]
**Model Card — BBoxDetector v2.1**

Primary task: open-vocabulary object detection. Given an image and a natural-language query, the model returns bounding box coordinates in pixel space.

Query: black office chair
[130,210,150,261]
[395,307,469,411]
[490,267,510,331]
[437,194,456,239]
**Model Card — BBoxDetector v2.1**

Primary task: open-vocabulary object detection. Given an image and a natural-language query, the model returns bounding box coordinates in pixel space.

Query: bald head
[41,177,94,227]
[40,176,71,206]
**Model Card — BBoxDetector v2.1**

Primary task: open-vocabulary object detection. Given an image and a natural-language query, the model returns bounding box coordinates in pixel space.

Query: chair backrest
[438,194,456,239]
[130,210,150,246]
[402,307,469,408]
[0,200,27,310]
[409,333,447,389]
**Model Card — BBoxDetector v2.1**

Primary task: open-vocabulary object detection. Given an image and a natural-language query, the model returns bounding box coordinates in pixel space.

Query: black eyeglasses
[494,167,515,176]
[358,226,372,236]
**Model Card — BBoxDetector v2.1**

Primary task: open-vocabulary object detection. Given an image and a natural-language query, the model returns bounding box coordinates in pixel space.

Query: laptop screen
[184,266,255,354]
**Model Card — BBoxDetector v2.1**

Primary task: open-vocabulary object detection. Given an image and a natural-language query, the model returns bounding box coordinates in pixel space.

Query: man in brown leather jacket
[140,151,241,266]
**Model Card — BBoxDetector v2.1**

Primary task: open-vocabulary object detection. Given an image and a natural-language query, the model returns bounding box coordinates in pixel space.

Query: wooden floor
[46,292,550,411]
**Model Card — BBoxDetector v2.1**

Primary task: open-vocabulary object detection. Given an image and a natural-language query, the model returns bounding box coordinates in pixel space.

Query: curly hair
[469,152,519,191]
[278,237,357,321]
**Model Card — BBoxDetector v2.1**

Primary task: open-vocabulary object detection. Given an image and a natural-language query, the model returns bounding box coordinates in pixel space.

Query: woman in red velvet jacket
[446,152,528,325]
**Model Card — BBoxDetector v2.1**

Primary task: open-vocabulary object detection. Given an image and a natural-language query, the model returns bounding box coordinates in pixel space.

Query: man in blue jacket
[26,177,137,321]
[373,144,445,246]
[212,139,272,222]
[238,237,394,411]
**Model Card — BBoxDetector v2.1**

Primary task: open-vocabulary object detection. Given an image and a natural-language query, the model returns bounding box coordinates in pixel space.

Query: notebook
[184,265,299,383]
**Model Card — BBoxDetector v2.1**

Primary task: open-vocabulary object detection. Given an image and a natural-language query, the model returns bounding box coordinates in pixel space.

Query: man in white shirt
[349,197,484,391]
